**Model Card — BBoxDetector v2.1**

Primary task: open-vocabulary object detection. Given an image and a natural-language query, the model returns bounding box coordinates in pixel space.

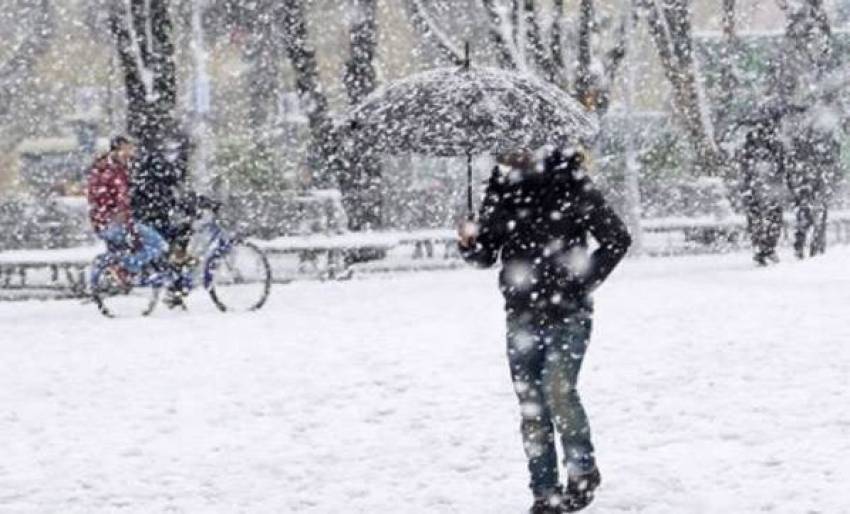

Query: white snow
[1,249,849,513]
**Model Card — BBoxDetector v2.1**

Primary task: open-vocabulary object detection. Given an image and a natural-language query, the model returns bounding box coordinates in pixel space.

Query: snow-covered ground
[1,248,849,513]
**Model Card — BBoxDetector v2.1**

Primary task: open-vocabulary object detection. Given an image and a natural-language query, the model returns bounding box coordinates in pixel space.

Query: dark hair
[110,135,133,151]
[546,148,585,174]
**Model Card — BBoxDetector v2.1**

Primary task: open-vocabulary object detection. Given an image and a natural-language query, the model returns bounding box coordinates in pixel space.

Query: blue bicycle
[90,206,272,318]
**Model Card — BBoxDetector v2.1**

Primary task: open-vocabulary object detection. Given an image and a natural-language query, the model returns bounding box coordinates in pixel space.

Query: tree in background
[639,0,725,175]
[341,0,382,230]
[107,0,185,236]
[405,0,628,115]
[640,0,846,178]
[0,0,56,156]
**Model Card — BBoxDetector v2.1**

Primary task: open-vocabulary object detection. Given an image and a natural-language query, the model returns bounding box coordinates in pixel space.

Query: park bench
[642,210,850,256]
[3,212,850,301]
[0,246,98,300]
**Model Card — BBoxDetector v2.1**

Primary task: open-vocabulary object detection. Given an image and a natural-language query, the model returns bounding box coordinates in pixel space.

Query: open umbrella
[335,47,598,215]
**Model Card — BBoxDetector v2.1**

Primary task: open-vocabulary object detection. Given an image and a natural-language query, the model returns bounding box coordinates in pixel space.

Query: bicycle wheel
[207,241,272,312]
[91,262,160,318]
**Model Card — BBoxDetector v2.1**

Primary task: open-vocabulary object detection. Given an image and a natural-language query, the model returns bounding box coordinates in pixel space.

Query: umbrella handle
[466,152,474,218]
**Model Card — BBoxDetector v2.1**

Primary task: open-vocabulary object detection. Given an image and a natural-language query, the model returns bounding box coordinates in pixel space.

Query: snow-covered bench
[256,229,464,279]
[4,213,850,301]
[0,246,100,300]
[256,232,400,280]
[642,211,850,255]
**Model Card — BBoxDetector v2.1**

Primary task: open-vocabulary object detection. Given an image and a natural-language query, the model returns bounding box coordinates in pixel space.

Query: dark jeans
[745,201,783,258]
[97,222,167,274]
[507,311,595,498]
[793,200,828,257]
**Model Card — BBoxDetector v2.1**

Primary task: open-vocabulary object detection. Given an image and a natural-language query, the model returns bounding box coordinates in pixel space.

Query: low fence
[641,211,850,256]
[3,212,850,301]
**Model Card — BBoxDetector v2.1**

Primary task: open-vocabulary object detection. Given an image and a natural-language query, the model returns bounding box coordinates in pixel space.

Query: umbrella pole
[464,41,472,219]
[466,152,474,219]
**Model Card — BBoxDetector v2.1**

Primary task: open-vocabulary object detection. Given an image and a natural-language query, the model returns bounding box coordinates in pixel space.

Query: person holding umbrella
[458,146,631,513]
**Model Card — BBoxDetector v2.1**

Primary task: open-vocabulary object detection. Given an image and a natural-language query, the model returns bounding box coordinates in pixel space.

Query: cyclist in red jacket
[87,136,167,276]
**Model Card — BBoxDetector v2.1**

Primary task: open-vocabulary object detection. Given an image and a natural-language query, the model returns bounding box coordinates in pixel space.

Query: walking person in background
[87,136,167,282]
[738,122,787,266]
[458,146,631,513]
[787,126,840,258]
[130,131,190,258]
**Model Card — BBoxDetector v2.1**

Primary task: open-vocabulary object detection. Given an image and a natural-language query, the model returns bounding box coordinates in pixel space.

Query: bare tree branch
[575,0,594,105]
[404,0,465,65]
[481,0,519,68]
[523,0,557,79]
[603,11,630,92]
[641,0,724,172]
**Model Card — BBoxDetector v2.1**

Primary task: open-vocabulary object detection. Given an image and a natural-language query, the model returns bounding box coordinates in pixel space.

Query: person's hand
[126,225,143,251]
[112,210,129,225]
[457,219,479,249]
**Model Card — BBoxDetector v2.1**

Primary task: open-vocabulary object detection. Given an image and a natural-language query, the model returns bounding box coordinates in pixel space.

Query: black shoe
[529,487,564,514]
[163,290,187,310]
[563,468,601,512]
[753,251,779,266]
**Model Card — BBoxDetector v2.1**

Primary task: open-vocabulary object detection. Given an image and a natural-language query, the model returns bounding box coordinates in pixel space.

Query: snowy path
[1,249,849,513]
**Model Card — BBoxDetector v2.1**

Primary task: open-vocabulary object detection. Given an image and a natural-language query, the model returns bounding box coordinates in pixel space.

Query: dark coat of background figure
[461,150,632,318]
[131,134,191,252]
[738,125,787,265]
[787,127,840,258]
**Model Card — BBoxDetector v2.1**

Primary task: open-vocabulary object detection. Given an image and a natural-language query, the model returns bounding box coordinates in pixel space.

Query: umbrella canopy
[335,66,599,158]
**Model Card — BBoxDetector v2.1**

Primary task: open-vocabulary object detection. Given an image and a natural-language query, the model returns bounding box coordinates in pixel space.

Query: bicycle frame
[90,214,241,294]
[194,216,238,290]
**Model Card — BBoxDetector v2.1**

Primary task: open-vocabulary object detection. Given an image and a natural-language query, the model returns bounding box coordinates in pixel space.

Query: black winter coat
[461,151,631,317]
[738,128,787,207]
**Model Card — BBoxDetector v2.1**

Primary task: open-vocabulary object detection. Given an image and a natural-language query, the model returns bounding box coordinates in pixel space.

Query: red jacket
[87,154,132,232]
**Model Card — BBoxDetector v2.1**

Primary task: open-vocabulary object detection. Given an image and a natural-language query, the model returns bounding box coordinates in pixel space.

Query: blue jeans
[507,312,595,498]
[97,223,167,274]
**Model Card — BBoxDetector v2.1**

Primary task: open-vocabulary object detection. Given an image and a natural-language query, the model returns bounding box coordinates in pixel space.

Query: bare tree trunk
[550,0,564,69]
[575,0,594,107]
[642,0,724,174]
[622,4,643,253]
[342,0,383,230]
[108,0,183,236]
[108,0,179,145]
[244,2,282,148]
[280,2,336,188]
[190,0,212,192]
[714,0,738,139]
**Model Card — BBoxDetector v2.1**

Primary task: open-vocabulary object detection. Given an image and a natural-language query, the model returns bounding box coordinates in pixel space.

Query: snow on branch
[122,0,156,101]
[480,0,520,70]
[404,0,465,66]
